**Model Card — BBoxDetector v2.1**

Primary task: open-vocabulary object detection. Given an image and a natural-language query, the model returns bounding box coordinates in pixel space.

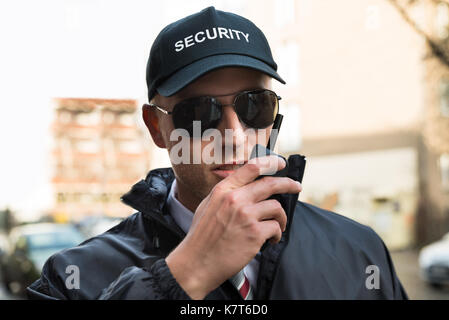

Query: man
[27,6,408,300]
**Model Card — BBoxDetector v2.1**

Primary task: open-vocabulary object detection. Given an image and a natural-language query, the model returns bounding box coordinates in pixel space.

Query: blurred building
[51,98,152,221]
[242,0,449,249]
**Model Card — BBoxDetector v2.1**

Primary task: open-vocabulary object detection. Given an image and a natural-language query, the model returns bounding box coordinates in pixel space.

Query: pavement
[0,283,14,300]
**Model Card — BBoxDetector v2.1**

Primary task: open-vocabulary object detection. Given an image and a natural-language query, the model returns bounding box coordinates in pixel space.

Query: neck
[174,179,202,213]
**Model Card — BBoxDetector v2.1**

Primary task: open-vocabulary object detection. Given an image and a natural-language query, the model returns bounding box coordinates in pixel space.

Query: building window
[441,154,449,192]
[57,193,66,203]
[440,79,449,118]
[75,139,99,154]
[76,112,100,126]
[118,113,135,126]
[119,140,142,154]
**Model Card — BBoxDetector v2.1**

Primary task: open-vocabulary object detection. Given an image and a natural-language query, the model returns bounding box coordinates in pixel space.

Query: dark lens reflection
[172,97,222,136]
[235,91,278,128]
[171,90,278,136]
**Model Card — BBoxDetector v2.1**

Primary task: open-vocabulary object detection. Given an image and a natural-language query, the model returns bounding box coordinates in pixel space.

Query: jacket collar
[121,167,185,239]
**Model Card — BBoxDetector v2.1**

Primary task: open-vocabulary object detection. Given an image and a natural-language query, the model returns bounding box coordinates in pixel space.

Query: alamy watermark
[65,265,80,290]
[168,121,280,175]
[365,265,380,290]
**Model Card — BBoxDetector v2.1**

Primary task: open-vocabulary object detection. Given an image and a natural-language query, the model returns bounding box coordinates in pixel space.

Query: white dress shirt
[166,179,260,290]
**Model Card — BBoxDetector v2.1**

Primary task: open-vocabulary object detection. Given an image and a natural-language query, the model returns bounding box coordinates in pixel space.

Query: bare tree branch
[387,0,449,69]
[430,0,449,6]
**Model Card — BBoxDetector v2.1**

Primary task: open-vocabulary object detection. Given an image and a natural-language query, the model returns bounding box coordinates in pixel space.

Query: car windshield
[27,229,84,251]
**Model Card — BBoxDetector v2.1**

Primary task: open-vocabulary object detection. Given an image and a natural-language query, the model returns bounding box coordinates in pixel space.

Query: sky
[0,0,244,220]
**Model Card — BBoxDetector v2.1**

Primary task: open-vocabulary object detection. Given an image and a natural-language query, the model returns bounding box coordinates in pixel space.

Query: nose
[215,100,247,160]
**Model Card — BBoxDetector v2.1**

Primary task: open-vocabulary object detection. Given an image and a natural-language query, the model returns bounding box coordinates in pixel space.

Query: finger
[220,155,286,190]
[248,155,286,176]
[258,219,283,244]
[244,199,287,232]
[241,176,302,204]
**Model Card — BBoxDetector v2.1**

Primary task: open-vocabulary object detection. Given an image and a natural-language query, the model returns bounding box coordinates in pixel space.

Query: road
[0,284,14,300]
[390,249,449,300]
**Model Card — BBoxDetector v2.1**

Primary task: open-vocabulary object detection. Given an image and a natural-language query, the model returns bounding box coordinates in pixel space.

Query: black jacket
[27,156,408,300]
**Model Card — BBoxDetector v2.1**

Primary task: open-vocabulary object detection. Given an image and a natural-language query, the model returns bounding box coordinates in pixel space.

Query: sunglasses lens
[172,97,222,136]
[171,90,278,135]
[235,90,278,128]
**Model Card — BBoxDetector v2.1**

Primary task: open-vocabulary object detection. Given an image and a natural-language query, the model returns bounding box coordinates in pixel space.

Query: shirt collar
[166,179,194,234]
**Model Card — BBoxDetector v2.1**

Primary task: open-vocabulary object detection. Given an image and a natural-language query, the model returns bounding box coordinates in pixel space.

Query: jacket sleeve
[98,259,191,299]
[380,239,409,300]
[27,258,191,300]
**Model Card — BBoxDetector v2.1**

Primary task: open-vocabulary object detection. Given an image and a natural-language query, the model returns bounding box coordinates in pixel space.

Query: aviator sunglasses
[145,89,281,136]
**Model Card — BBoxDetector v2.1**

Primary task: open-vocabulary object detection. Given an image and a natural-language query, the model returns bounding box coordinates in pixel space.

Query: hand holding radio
[166,114,305,299]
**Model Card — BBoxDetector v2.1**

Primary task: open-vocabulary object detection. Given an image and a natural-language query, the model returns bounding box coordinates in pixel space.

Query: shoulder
[295,201,379,237]
[293,201,386,257]
[277,201,407,299]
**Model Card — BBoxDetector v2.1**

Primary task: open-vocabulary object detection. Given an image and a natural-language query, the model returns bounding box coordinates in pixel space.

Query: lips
[212,161,247,179]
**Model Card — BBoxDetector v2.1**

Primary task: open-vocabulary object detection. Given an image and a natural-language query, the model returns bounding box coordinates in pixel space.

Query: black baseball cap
[146,6,285,101]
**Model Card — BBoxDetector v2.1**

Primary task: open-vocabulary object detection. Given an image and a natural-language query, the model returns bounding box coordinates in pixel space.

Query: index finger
[220,155,286,190]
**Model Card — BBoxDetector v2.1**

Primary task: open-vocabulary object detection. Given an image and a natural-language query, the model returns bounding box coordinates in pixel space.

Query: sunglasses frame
[145,88,281,130]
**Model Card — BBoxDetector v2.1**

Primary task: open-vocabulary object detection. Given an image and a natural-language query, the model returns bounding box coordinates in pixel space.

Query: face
[143,67,273,211]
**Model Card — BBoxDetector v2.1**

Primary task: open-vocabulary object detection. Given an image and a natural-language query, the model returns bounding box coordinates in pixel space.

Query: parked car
[75,216,123,239]
[419,232,449,288]
[0,232,8,257]
[0,223,84,296]
[0,232,8,271]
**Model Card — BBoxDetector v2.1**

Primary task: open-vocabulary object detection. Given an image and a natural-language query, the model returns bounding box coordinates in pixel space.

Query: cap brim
[157,54,286,97]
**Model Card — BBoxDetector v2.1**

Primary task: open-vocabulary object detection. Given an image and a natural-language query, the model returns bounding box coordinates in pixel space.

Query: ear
[142,104,166,148]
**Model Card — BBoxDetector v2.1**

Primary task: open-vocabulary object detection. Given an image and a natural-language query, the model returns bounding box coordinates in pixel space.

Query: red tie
[230,270,253,300]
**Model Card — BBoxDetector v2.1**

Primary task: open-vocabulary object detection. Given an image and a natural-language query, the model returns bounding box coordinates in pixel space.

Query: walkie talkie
[249,114,306,251]
[249,113,289,184]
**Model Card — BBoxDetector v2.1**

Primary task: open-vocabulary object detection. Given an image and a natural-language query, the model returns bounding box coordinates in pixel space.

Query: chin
[175,167,217,198]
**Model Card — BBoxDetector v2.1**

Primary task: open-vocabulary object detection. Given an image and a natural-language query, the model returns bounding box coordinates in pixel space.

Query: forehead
[165,67,272,102]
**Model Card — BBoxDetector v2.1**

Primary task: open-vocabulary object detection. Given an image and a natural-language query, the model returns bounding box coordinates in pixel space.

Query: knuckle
[269,199,282,210]
[209,185,225,203]
[237,205,250,219]
[225,191,239,206]
[248,221,261,238]
[212,182,225,194]
[275,230,282,242]
[272,220,282,235]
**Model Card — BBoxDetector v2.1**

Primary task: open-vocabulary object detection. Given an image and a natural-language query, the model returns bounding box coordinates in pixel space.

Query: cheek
[159,118,177,145]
